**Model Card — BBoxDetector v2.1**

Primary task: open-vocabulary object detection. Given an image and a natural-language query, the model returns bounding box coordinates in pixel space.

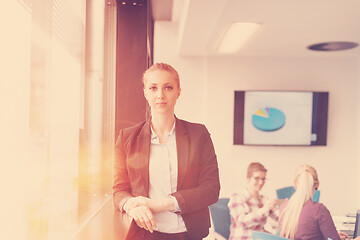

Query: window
[0,1,117,239]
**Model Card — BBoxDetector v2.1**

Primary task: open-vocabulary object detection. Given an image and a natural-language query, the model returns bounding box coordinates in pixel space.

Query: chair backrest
[276,186,295,199]
[209,198,231,239]
[276,186,320,202]
[354,209,360,238]
[252,231,289,240]
[312,189,320,202]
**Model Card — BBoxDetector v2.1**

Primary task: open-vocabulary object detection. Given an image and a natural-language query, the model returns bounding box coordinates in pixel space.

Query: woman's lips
[156,102,167,106]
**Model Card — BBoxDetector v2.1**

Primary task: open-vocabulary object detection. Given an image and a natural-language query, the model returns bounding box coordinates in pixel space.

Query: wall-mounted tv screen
[234,91,328,146]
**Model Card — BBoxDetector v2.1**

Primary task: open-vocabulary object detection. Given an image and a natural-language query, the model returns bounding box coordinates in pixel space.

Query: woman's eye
[165,86,173,90]
[149,86,157,91]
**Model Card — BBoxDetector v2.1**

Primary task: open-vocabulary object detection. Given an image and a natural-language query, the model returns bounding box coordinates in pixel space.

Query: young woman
[113,63,220,240]
[228,162,279,240]
[278,165,356,240]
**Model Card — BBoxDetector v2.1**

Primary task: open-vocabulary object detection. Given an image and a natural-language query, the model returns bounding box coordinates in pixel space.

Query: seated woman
[278,164,358,240]
[228,162,279,240]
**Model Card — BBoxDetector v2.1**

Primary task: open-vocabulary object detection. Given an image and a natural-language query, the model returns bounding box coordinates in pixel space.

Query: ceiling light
[307,41,358,51]
[217,22,262,54]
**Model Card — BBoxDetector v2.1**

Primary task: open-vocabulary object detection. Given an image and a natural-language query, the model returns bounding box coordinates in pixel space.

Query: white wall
[154,22,360,215]
[154,21,208,124]
[206,56,359,215]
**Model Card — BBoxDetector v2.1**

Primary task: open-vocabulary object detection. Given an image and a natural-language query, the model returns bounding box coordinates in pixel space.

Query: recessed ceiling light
[217,22,262,54]
[308,41,358,51]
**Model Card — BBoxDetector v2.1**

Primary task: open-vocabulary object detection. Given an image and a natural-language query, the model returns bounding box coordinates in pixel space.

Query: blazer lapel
[175,118,189,189]
[137,120,151,196]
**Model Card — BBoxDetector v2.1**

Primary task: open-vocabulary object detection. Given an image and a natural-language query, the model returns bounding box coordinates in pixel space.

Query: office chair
[276,186,320,202]
[252,231,289,240]
[312,189,320,202]
[209,198,231,240]
[276,186,295,199]
[354,209,360,238]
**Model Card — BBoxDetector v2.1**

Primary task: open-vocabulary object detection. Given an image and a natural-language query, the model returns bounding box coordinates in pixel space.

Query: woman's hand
[275,198,287,206]
[123,196,151,212]
[265,198,277,211]
[337,231,350,240]
[128,206,156,233]
[124,196,175,213]
[147,197,174,212]
[259,198,277,215]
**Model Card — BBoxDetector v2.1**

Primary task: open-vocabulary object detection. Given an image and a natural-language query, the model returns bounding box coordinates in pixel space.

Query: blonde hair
[142,62,180,88]
[279,165,319,239]
[247,162,267,178]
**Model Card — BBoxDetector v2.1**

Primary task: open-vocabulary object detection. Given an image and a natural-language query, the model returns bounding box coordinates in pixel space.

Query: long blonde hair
[279,165,319,239]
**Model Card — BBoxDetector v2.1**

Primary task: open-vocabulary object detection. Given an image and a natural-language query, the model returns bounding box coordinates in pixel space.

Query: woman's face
[247,171,267,193]
[143,70,181,115]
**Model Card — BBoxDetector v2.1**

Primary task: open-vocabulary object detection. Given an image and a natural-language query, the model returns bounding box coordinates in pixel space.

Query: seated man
[228,162,279,240]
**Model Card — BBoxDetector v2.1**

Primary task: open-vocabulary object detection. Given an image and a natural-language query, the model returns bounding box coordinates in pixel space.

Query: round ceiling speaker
[307,41,358,51]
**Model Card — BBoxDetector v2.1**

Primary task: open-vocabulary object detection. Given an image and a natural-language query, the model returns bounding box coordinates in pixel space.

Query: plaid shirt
[228,189,278,240]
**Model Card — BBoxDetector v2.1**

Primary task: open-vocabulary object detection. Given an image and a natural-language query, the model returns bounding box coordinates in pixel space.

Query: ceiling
[151,0,360,57]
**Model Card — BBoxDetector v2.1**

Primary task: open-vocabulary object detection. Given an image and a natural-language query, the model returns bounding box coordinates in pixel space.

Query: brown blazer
[113,117,220,239]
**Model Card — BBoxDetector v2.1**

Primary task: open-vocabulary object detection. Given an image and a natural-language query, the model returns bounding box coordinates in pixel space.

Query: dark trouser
[125,221,202,240]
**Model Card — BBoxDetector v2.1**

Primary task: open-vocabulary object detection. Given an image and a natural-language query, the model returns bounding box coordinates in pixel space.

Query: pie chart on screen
[252,107,286,131]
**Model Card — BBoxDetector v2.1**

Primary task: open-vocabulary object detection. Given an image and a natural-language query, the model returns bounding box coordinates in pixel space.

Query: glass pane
[0,1,115,239]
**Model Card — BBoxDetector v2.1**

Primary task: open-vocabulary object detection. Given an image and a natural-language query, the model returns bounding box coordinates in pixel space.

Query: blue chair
[276,186,320,202]
[312,189,320,202]
[276,186,295,199]
[252,231,289,240]
[209,198,231,240]
[354,209,360,238]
